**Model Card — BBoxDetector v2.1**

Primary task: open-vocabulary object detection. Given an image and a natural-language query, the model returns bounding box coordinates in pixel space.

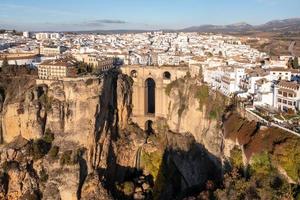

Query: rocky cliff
[0,72,139,199]
[165,73,229,158]
[0,71,299,200]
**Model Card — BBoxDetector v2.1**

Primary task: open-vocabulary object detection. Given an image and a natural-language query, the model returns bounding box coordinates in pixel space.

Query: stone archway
[145,78,155,114]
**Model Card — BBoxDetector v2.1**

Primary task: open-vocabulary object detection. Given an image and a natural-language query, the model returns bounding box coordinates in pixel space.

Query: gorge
[0,69,299,200]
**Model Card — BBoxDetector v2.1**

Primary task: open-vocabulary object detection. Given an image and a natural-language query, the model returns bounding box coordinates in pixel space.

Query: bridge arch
[145,78,156,115]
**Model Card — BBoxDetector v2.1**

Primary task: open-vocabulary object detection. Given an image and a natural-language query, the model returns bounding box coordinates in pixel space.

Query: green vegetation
[272,139,300,183]
[48,145,59,160]
[43,128,54,143]
[249,151,273,176]
[60,150,79,166]
[60,150,72,166]
[194,85,228,120]
[230,147,244,170]
[122,181,135,196]
[77,61,93,74]
[166,74,228,121]
[26,131,54,160]
[165,78,182,96]
[293,57,299,69]
[39,168,49,182]
[141,150,163,181]
[194,85,209,111]
[216,147,296,199]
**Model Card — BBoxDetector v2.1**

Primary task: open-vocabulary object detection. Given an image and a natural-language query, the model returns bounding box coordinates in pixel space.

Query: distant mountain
[181,18,300,33]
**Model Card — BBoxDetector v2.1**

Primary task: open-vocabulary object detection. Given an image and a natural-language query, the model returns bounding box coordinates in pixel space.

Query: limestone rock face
[166,77,226,158]
[81,173,113,200]
[2,88,45,143]
[5,166,40,200]
[0,72,135,199]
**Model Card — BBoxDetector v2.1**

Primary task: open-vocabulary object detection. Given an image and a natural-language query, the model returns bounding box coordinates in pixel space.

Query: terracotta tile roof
[39,58,76,67]
[278,80,300,90]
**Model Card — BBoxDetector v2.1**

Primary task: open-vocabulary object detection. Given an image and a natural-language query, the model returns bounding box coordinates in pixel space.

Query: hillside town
[1,30,300,134]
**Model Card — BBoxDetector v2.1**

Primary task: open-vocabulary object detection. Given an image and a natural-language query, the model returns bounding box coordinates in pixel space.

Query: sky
[0,0,299,31]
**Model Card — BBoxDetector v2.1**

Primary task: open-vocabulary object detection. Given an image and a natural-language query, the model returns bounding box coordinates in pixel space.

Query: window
[278,98,282,103]
[283,100,287,104]
[163,71,171,80]
[288,93,293,98]
[288,101,293,106]
[279,91,282,95]
[283,92,287,97]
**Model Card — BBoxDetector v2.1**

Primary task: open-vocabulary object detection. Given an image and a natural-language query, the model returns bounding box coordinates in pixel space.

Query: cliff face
[165,75,229,158]
[0,72,137,199]
[0,72,298,199]
[0,72,226,199]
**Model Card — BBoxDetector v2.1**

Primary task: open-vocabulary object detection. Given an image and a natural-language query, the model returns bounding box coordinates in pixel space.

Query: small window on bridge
[163,71,171,80]
[131,70,138,78]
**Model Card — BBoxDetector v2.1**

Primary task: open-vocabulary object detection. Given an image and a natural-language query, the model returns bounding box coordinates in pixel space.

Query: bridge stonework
[121,65,188,129]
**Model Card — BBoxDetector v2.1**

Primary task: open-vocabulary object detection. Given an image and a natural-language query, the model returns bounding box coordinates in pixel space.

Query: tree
[287,57,294,68]
[293,57,299,69]
[1,56,8,68]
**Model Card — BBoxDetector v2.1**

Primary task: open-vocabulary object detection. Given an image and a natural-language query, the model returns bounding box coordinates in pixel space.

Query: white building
[253,78,274,107]
[220,67,245,96]
[36,33,50,41]
[274,80,300,112]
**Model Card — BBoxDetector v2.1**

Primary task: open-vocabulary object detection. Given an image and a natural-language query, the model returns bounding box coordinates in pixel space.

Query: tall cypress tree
[293,57,299,69]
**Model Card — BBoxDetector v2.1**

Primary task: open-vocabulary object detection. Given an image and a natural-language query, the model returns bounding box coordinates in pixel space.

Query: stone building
[274,80,300,112]
[38,59,77,80]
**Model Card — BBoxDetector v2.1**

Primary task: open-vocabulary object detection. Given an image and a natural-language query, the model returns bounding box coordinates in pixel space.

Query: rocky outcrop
[165,75,228,158]
[0,72,136,199]
[81,173,113,200]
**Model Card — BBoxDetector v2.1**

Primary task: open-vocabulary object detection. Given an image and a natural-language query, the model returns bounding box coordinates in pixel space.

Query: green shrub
[60,150,73,166]
[230,147,244,170]
[141,150,163,181]
[122,181,135,196]
[48,146,59,160]
[42,129,54,143]
[250,151,273,175]
[272,139,300,182]
[39,168,48,182]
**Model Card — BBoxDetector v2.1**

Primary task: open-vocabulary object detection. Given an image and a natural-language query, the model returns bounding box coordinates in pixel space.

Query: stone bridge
[121,65,188,131]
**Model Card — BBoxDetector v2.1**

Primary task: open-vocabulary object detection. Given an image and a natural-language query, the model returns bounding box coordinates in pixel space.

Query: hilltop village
[1,30,300,135]
[0,30,300,199]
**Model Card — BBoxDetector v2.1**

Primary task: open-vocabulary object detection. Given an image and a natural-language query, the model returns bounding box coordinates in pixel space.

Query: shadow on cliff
[97,141,223,200]
[152,143,222,200]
